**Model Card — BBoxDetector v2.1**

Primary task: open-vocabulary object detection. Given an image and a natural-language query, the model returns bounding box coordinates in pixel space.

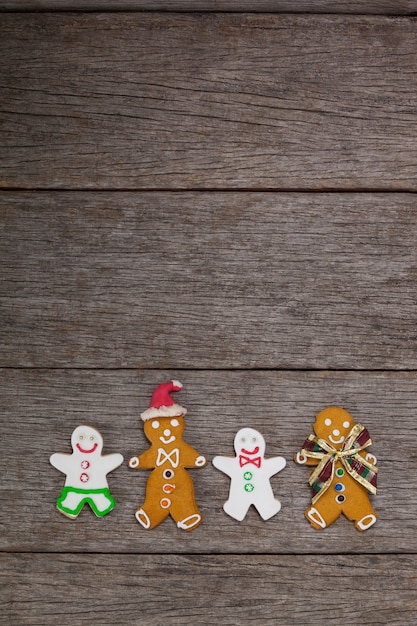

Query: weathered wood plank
[1,191,417,369]
[2,1,417,14]
[1,369,416,554]
[1,14,416,190]
[1,553,416,625]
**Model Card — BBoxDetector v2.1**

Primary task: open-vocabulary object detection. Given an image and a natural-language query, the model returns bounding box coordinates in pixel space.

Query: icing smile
[241,446,260,456]
[328,435,345,445]
[160,435,176,445]
[76,443,98,454]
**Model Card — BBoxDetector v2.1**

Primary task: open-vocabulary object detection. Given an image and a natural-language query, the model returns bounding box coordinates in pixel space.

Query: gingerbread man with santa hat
[128,381,207,531]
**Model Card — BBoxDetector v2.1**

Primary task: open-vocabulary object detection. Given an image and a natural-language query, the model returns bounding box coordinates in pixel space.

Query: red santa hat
[140,380,187,421]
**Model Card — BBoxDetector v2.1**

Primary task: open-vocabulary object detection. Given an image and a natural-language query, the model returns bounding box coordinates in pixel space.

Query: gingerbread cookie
[50,425,124,519]
[213,427,286,521]
[294,407,378,531]
[128,381,207,531]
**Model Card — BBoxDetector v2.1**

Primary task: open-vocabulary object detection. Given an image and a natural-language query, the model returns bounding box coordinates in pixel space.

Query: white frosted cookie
[213,427,286,521]
[50,425,123,518]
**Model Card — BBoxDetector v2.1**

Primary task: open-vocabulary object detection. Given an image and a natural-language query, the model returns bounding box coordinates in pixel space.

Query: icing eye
[171,419,179,427]
[89,435,94,441]
[240,437,246,443]
[324,418,332,426]
[151,420,160,430]
[252,437,257,443]
[343,421,350,429]
[79,435,84,440]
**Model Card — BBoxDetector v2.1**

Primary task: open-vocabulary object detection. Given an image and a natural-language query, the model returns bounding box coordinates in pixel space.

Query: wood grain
[1,369,416,554]
[1,191,417,369]
[1,553,416,625]
[1,14,417,190]
[1,7,416,625]
[2,1,417,13]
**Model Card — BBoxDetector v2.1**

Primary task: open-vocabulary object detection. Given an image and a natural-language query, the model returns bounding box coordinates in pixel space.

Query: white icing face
[71,426,103,456]
[323,418,350,444]
[233,427,265,457]
[145,416,184,446]
[313,408,354,449]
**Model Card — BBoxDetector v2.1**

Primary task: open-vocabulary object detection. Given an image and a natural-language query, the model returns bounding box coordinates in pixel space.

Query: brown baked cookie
[294,407,378,531]
[129,381,207,531]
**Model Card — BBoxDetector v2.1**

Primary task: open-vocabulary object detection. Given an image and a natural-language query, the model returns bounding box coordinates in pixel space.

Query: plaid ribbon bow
[300,423,378,504]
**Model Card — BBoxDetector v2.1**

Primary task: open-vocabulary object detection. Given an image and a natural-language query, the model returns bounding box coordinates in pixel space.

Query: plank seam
[2,550,417,556]
[1,10,417,16]
[1,188,417,194]
[2,367,417,373]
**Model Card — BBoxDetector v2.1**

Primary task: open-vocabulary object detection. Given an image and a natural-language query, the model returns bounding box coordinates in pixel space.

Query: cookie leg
[255,497,282,521]
[89,492,116,517]
[135,472,172,529]
[342,491,378,531]
[134,504,169,530]
[56,490,86,519]
[170,496,203,531]
[223,497,251,521]
[306,491,342,530]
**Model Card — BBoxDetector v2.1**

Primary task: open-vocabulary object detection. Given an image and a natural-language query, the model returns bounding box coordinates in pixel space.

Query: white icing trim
[135,508,151,529]
[140,403,187,421]
[295,452,307,464]
[156,448,179,468]
[307,507,327,528]
[177,514,201,530]
[357,514,377,531]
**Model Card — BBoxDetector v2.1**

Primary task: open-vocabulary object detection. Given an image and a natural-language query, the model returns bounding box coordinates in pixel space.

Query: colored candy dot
[336,494,345,503]
[243,471,253,481]
[244,483,255,492]
[336,468,344,477]
[335,483,344,492]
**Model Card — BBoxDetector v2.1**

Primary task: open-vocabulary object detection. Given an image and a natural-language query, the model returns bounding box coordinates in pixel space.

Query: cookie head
[234,427,265,458]
[144,415,185,446]
[71,425,103,455]
[313,407,354,449]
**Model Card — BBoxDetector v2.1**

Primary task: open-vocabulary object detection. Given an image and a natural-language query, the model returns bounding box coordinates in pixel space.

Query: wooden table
[1,2,417,624]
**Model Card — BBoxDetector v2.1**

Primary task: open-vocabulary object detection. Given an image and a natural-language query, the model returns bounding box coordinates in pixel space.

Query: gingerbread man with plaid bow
[295,407,378,531]
[213,427,286,521]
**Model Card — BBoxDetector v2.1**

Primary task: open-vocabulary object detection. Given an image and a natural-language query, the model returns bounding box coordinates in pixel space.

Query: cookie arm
[179,442,207,468]
[101,453,124,473]
[128,447,157,469]
[212,455,235,477]
[293,451,319,466]
[49,452,73,474]
[264,456,286,477]
[358,449,377,465]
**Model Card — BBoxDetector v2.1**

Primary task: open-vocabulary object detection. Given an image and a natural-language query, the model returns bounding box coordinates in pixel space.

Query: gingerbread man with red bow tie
[212,427,286,521]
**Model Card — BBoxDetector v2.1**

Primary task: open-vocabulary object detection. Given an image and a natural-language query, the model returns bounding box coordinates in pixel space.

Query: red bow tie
[239,455,261,468]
